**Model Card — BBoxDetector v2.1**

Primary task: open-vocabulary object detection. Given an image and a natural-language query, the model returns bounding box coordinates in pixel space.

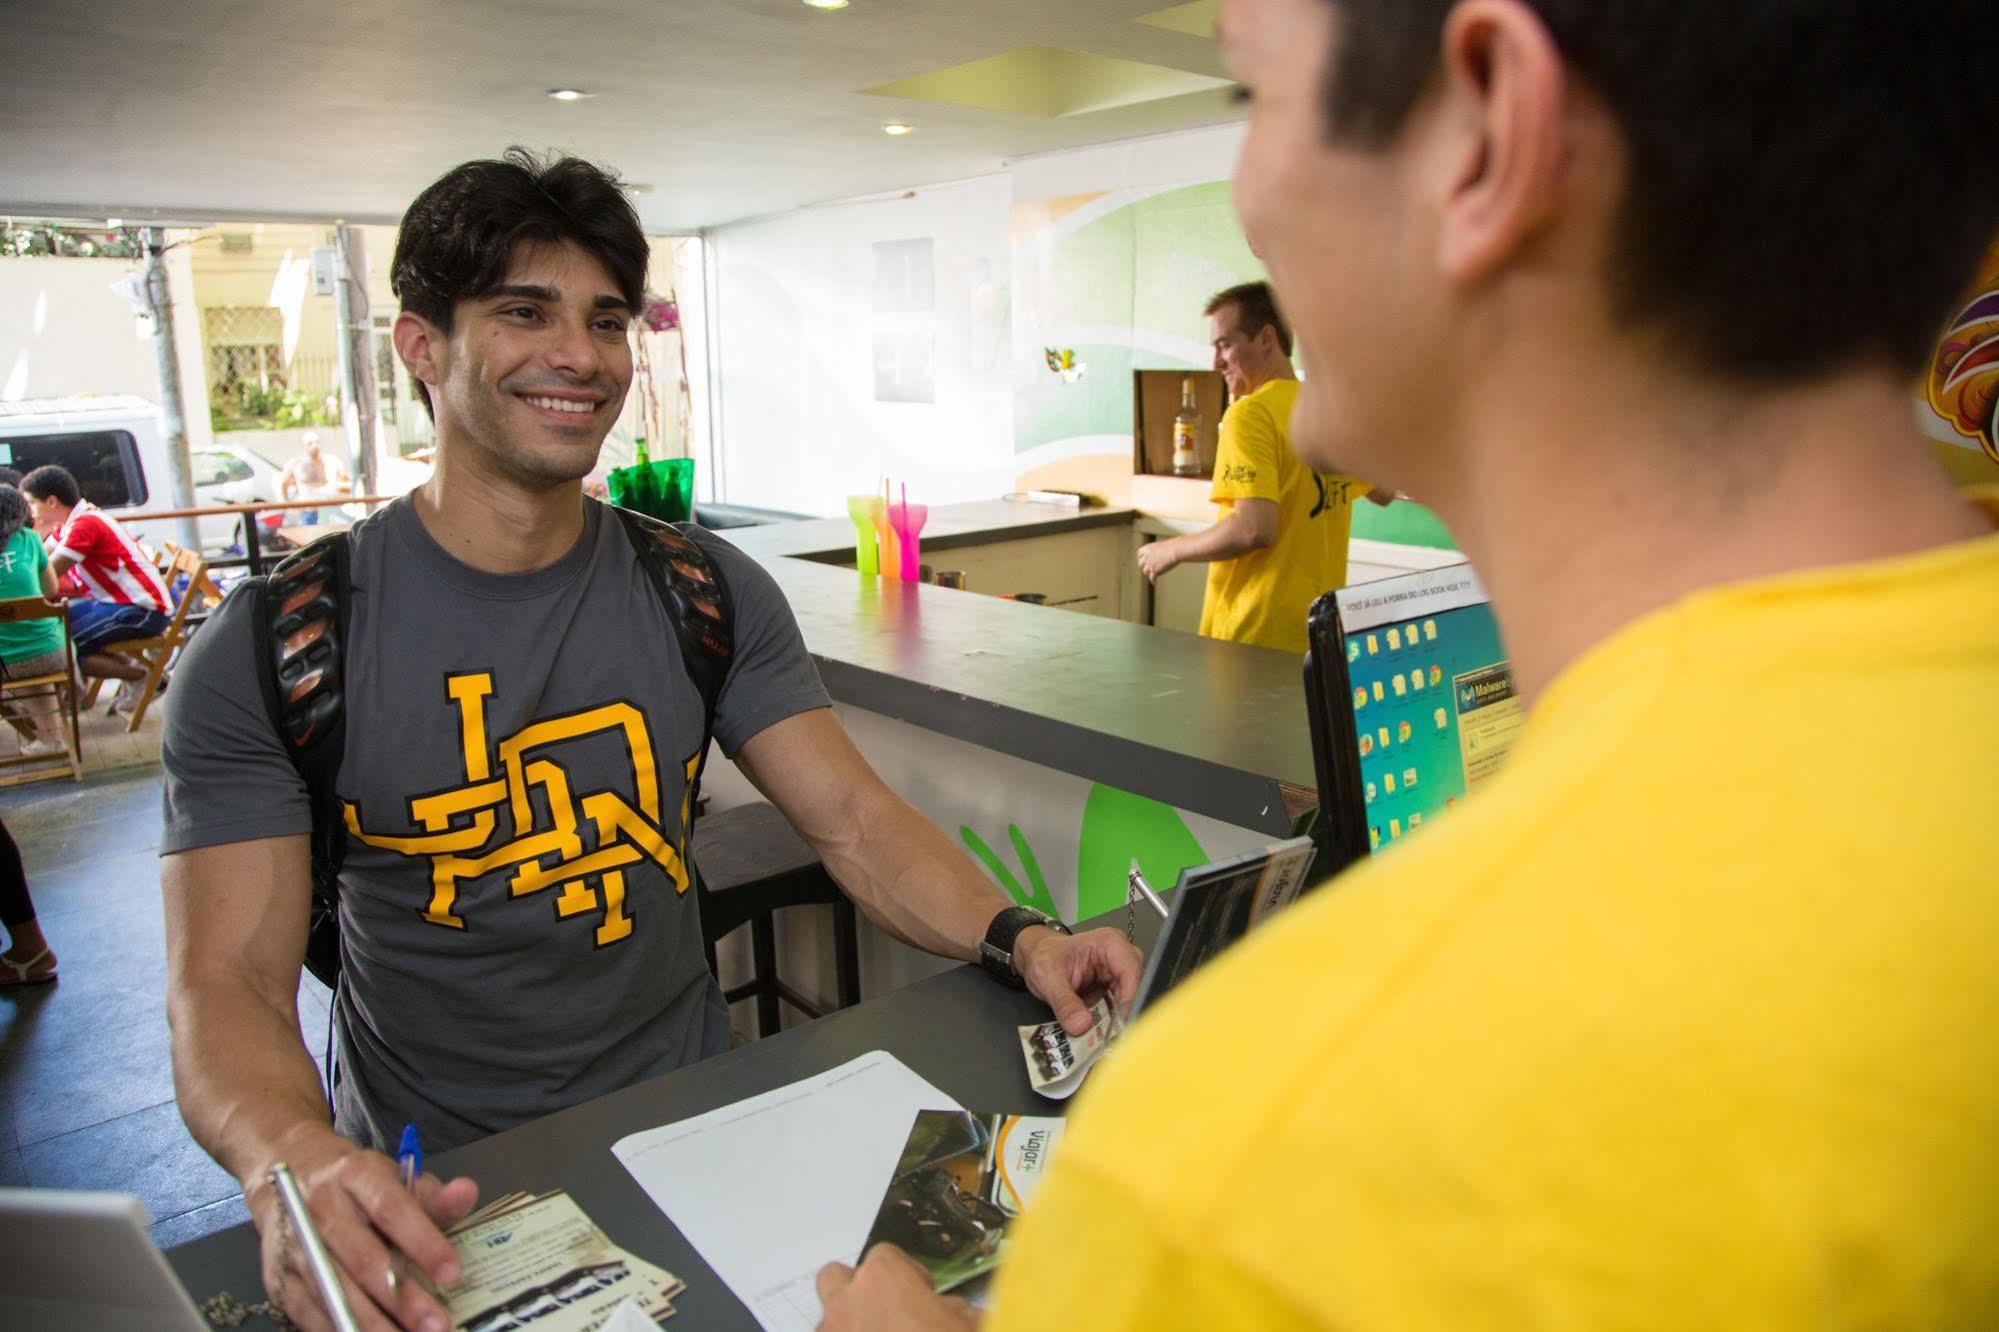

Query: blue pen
[397,1122,423,1191]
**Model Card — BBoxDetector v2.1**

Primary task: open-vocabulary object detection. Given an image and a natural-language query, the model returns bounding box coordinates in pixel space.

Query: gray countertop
[166,907,1169,1329]
[722,499,1316,834]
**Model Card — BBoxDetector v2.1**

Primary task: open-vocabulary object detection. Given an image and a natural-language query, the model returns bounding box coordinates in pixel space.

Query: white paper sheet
[601,1299,659,1332]
[611,1051,962,1332]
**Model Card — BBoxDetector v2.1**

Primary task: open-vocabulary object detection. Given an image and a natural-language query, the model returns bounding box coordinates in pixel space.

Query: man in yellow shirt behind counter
[818,0,1999,1327]
[1137,281,1390,653]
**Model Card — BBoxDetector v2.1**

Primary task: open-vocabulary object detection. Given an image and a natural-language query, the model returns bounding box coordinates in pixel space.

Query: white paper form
[611,1051,962,1332]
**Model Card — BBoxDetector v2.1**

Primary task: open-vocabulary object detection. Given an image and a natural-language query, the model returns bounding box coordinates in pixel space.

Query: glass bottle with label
[1172,377,1202,476]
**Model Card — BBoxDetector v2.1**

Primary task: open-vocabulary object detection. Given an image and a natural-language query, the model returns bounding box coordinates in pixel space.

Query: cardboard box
[1133,369,1228,479]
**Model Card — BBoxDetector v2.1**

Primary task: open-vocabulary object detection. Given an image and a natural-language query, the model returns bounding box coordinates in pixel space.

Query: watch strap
[980,905,1070,988]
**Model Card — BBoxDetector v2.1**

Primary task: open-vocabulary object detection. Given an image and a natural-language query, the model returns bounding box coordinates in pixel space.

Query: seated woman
[0,485,71,757]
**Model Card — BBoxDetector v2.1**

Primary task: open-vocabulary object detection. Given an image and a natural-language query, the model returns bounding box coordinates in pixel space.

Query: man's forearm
[816,788,1012,962]
[169,979,335,1186]
[1163,509,1270,565]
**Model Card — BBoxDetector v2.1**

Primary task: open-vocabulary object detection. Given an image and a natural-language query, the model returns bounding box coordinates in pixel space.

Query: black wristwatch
[979,906,1071,989]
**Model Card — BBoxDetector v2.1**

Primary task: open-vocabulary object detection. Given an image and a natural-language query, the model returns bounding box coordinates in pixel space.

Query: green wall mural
[960,781,1213,924]
[1016,182,1265,456]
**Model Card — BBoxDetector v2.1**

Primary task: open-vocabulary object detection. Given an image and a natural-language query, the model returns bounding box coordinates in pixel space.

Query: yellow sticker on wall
[1387,627,1402,650]
[1383,773,1396,794]
[1392,675,1407,697]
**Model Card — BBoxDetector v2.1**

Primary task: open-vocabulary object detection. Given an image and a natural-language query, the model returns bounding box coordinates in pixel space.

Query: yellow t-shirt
[991,498,1999,1330]
[1201,378,1366,653]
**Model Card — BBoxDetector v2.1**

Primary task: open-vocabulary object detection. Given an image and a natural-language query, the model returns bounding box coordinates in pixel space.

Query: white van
[0,395,284,555]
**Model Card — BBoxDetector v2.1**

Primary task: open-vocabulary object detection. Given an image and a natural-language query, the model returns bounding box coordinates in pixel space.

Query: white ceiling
[1,0,1242,233]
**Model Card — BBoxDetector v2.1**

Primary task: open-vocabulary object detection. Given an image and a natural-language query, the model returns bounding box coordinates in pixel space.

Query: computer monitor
[1302,564,1523,877]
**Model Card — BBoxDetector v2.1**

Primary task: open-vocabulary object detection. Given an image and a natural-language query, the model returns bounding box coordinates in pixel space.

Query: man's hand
[1015,925,1142,1036]
[246,1122,479,1332]
[1136,537,1181,584]
[817,1245,980,1332]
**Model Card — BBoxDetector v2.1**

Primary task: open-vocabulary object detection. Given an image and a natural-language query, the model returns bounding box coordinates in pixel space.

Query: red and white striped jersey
[49,501,169,613]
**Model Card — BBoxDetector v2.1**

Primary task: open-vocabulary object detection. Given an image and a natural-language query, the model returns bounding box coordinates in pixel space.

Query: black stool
[692,801,862,1038]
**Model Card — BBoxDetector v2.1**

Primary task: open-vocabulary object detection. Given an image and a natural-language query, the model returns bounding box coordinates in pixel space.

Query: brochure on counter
[861,1110,1067,1293]
[441,1189,682,1331]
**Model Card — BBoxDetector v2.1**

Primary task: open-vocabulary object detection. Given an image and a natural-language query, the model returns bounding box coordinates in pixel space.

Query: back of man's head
[391,147,648,416]
[21,465,80,509]
[1205,281,1294,357]
[1315,0,1999,382]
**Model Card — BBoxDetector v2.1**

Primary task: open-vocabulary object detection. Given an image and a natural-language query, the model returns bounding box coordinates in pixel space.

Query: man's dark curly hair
[391,147,647,415]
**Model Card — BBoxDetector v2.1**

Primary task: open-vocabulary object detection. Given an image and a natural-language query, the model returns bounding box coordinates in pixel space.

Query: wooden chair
[79,544,225,733]
[0,597,83,787]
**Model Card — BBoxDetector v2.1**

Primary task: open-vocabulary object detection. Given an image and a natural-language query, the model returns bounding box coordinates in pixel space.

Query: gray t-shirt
[161,496,829,1153]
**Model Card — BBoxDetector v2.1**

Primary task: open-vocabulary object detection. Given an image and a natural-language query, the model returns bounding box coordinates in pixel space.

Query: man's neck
[1240,357,1296,396]
[1416,358,1989,709]
[412,440,588,575]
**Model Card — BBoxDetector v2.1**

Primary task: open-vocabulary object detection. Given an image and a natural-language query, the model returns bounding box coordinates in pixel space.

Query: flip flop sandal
[0,947,56,986]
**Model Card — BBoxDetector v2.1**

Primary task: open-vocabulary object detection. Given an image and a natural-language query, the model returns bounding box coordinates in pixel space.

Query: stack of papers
[613,1052,961,1332]
[440,1189,683,1331]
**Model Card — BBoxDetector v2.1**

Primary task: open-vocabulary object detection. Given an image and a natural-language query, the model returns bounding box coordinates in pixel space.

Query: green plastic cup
[608,457,695,523]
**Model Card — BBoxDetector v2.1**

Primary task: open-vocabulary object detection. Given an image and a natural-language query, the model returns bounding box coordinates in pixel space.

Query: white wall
[708,175,1016,516]
[706,124,1252,515]
[0,248,215,456]
[0,256,159,402]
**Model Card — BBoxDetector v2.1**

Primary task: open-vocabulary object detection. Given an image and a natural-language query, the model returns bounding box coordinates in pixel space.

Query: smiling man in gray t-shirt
[163,494,823,1154]
[160,149,1141,1332]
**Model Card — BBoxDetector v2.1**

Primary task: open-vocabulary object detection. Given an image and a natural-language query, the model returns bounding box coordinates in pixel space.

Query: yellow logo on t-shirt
[342,671,696,947]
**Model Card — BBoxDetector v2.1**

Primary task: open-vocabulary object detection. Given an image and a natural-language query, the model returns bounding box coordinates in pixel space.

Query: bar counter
[722,499,1324,835]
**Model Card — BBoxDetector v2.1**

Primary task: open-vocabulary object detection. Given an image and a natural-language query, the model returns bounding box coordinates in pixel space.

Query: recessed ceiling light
[546,88,591,101]
[803,0,850,9]
[883,122,914,136]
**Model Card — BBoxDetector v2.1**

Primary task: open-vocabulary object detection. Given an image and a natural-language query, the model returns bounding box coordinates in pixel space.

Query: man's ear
[1432,0,1568,283]
[392,310,446,405]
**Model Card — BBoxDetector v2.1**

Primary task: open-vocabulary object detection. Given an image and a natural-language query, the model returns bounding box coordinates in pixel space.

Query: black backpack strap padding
[612,507,736,851]
[253,532,353,990]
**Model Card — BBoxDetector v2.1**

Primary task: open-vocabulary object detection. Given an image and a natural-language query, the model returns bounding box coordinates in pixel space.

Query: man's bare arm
[165,836,331,1184]
[1135,497,1279,583]
[735,713,1014,960]
[734,711,1141,1033]
[165,837,474,1332]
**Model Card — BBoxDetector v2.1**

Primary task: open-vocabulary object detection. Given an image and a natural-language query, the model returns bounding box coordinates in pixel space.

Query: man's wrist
[1009,923,1056,972]
[979,906,1070,988]
[237,1114,342,1195]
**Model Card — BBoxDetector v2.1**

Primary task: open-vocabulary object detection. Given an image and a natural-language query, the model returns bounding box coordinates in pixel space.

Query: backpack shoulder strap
[251,532,352,988]
[614,507,736,867]
[613,506,736,731]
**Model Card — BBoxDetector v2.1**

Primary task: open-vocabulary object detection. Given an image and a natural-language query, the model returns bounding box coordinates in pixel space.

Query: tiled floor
[0,737,331,1250]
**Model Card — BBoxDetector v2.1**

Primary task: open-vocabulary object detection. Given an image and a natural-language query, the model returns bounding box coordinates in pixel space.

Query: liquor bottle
[1171,378,1202,477]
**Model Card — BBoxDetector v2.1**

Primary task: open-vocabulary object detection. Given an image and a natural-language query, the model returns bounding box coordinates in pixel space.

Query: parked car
[0,395,285,558]
[190,441,285,551]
